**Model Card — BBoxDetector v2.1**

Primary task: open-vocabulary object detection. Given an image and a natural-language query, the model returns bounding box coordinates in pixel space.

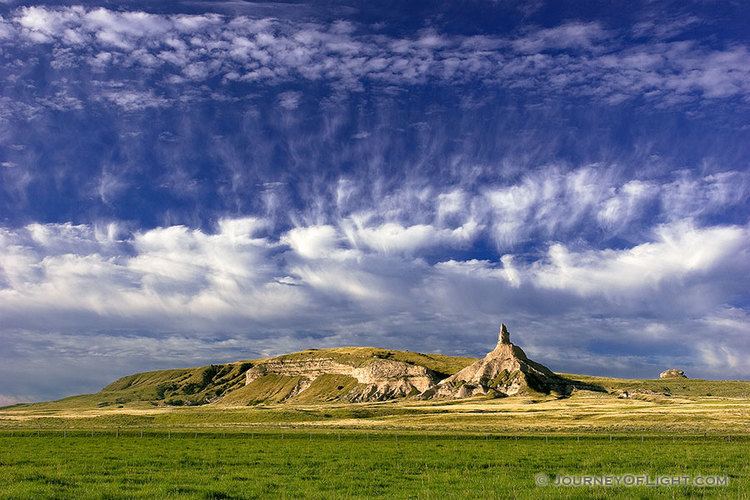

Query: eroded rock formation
[423,324,564,398]
[659,368,687,379]
[243,324,566,402]
[244,356,440,402]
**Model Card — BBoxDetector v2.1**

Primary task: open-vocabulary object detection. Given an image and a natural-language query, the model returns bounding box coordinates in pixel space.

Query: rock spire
[423,323,567,398]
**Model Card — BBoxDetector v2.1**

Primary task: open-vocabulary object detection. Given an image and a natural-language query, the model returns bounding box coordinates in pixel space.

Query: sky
[0,0,749,404]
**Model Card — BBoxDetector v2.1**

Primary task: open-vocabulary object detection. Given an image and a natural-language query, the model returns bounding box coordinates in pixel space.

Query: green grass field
[0,432,746,499]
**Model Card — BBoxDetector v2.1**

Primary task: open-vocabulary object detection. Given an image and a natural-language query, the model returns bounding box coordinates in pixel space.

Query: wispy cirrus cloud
[2,6,750,110]
[511,21,608,53]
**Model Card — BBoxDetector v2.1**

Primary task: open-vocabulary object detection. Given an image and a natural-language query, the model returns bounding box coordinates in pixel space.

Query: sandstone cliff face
[348,359,439,401]
[245,358,355,384]
[423,324,563,398]
[243,324,564,402]
[244,356,440,402]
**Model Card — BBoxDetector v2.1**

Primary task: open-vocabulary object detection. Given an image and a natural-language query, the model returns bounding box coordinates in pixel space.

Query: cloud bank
[2,164,749,401]
[2,6,750,111]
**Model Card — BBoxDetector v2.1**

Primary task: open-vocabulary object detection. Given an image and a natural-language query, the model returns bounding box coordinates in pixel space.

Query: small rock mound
[423,324,566,398]
[659,368,687,379]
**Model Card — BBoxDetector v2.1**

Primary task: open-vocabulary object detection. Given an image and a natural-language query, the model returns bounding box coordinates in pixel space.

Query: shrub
[202,365,221,387]
[155,383,177,400]
[182,383,200,395]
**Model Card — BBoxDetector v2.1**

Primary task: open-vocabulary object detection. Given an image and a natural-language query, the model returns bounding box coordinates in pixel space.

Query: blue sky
[1,0,749,403]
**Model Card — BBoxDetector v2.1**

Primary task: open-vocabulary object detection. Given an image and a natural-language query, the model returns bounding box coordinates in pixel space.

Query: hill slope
[10,342,750,412]
[35,347,477,410]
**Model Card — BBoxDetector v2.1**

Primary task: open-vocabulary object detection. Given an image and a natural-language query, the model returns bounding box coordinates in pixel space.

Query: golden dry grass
[3,389,749,435]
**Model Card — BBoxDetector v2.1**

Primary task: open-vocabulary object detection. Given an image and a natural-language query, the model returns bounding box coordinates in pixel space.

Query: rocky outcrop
[423,324,565,398]
[245,358,355,384]
[243,324,569,402]
[660,369,687,379]
[244,356,440,402]
[348,359,438,401]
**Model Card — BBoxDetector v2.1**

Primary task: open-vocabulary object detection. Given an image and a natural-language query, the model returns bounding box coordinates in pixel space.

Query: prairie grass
[0,432,746,499]
[3,391,749,435]
[2,359,749,497]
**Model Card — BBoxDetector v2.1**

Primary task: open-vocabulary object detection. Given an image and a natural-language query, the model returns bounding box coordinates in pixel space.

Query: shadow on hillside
[554,375,609,398]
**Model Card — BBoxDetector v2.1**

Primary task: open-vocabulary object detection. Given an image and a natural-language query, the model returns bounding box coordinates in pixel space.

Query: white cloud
[0,16,12,39]
[631,14,699,40]
[480,166,749,248]
[661,170,750,220]
[96,167,129,205]
[434,257,520,287]
[291,262,389,303]
[697,342,740,371]
[483,165,611,246]
[6,198,742,331]
[98,89,169,111]
[2,216,747,328]
[283,224,350,260]
[436,190,466,223]
[342,219,479,254]
[4,7,750,107]
[530,221,749,297]
[278,91,302,110]
[1,212,749,397]
[16,6,78,42]
[0,218,290,327]
[512,22,607,53]
[597,180,658,229]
